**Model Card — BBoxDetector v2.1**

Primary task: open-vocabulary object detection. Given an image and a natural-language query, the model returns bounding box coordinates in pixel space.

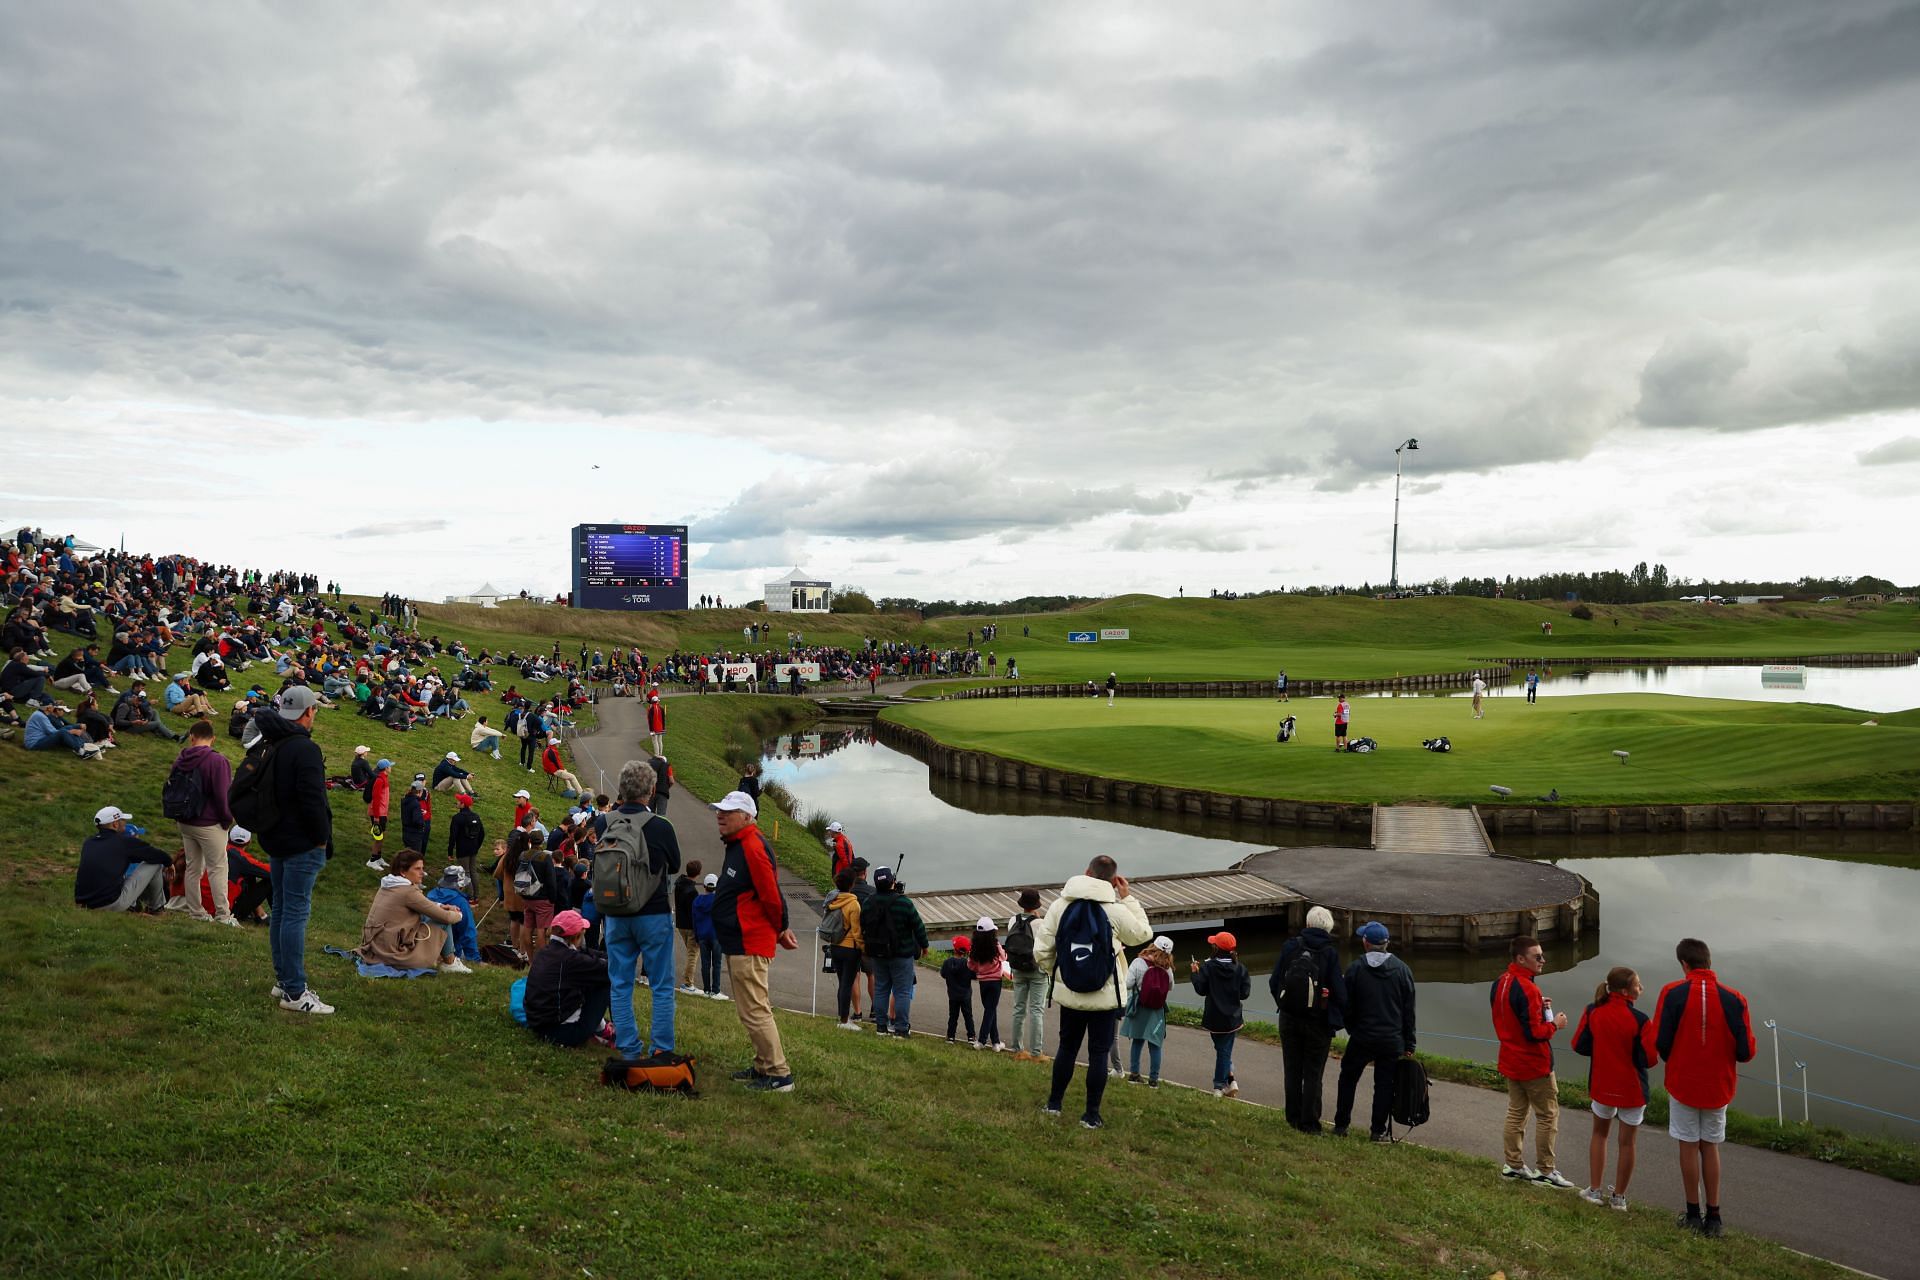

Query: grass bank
[1157,1008,1918,1186]
[882,695,1920,806]
[0,880,1841,1279]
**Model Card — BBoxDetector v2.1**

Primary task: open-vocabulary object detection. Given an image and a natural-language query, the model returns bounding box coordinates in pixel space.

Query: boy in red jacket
[1491,935,1572,1187]
[1653,937,1755,1238]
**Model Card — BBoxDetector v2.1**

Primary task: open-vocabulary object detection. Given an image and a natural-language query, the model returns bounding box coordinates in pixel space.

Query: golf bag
[1422,736,1451,753]
[1276,715,1297,743]
[1345,737,1378,753]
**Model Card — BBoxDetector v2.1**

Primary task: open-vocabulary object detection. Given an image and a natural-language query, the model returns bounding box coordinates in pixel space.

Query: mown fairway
[884,694,1920,805]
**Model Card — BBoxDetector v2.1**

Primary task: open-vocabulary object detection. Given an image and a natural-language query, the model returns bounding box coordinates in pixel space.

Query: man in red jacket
[710,790,798,1092]
[826,821,853,879]
[646,695,666,755]
[1653,938,1755,1239]
[1491,935,1573,1188]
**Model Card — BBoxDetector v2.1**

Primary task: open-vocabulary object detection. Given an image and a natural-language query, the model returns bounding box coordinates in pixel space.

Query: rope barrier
[1775,1028,1920,1074]
[1737,1072,1920,1127]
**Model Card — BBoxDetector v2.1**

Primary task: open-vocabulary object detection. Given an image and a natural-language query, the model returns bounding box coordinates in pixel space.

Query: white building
[443,581,508,608]
[763,568,832,613]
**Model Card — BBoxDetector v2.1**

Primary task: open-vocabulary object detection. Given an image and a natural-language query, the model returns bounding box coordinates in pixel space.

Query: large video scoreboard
[570,524,689,611]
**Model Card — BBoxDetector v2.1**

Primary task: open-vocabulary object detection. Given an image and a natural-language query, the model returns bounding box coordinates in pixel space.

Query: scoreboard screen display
[570,524,689,611]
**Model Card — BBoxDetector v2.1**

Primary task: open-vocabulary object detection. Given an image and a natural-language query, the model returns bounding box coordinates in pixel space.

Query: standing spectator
[648,754,673,815]
[1493,935,1574,1187]
[826,821,853,878]
[970,916,1009,1051]
[253,686,334,1015]
[1573,966,1658,1210]
[597,762,681,1058]
[1653,938,1755,1239]
[446,794,485,900]
[691,872,724,999]
[1031,856,1152,1130]
[1272,905,1348,1134]
[169,718,238,927]
[73,805,172,912]
[1333,693,1350,751]
[672,859,704,993]
[1471,672,1488,718]
[1005,889,1048,1061]
[518,704,544,772]
[646,694,666,755]
[941,935,976,1045]
[1333,921,1415,1141]
[1190,931,1251,1098]
[365,758,392,871]
[1119,935,1175,1086]
[710,790,798,1091]
[822,868,865,1029]
[861,866,929,1037]
[400,774,432,853]
[736,760,761,802]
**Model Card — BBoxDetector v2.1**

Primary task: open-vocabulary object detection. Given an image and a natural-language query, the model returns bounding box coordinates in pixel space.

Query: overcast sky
[5,1,1918,601]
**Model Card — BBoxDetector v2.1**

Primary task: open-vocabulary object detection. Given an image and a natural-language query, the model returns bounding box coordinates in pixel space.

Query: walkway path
[574,692,1919,1280]
[1372,802,1494,855]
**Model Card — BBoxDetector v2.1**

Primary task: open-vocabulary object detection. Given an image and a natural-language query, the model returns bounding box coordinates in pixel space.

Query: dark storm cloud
[3,0,1917,541]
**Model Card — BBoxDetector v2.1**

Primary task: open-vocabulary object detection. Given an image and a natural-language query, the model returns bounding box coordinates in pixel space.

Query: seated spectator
[432,750,475,796]
[2,646,53,706]
[0,691,21,741]
[356,848,472,974]
[192,650,232,692]
[110,681,183,741]
[469,715,504,760]
[74,805,172,911]
[51,645,102,695]
[226,825,272,924]
[425,866,481,963]
[540,736,584,795]
[524,908,613,1048]
[26,704,102,758]
[74,692,116,747]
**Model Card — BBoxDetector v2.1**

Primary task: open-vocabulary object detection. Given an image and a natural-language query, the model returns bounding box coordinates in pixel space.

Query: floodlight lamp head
[1402,437,1419,452]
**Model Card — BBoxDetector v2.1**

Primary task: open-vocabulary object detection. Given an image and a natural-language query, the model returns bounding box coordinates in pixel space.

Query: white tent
[443,582,507,608]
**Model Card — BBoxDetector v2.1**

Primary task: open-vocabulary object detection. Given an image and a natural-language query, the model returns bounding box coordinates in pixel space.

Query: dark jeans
[267,847,326,1001]
[831,946,863,1021]
[1048,1006,1117,1123]
[532,987,611,1048]
[978,980,1002,1046]
[1334,1037,1401,1137]
[1211,1029,1239,1090]
[698,938,722,993]
[519,735,537,770]
[1280,1014,1334,1131]
[945,983,975,1041]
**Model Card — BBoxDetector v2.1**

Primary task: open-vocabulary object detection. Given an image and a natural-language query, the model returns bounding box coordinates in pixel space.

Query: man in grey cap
[253,684,335,1014]
[1332,920,1416,1141]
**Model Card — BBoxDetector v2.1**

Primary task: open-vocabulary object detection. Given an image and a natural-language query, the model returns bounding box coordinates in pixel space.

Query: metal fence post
[810,928,819,1017]
[1797,1061,1810,1125]
[1765,1019,1782,1123]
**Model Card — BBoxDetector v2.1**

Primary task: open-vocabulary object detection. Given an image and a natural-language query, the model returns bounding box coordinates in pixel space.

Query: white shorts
[1591,1101,1645,1126]
[1668,1101,1728,1144]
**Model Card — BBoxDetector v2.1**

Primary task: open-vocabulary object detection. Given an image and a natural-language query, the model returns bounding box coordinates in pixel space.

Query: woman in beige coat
[358,848,471,973]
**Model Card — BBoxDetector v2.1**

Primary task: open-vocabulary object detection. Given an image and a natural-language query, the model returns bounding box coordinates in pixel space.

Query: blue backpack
[509,976,529,1026]
[1053,897,1119,998]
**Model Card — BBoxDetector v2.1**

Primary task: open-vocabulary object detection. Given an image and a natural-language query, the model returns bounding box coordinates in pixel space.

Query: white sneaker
[365,857,388,871]
[1534,1170,1578,1190]
[994,1042,1009,1052]
[679,984,701,995]
[838,1020,864,1031]
[279,989,334,1014]
[1580,1187,1607,1206]
[215,917,240,928]
[1608,1193,1629,1211]
[269,984,288,1000]
[163,895,193,913]
[441,958,473,974]
[1500,1164,1537,1181]
[79,743,102,758]
[710,991,730,1002]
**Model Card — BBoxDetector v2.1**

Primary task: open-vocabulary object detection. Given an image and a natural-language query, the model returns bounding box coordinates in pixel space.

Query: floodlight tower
[1390,438,1419,594]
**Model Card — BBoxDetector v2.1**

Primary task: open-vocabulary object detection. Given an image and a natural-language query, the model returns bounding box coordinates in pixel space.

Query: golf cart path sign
[1067,631,1099,643]
[1099,628,1130,640]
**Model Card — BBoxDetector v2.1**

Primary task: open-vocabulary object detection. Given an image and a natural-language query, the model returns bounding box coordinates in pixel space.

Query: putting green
[883,694,1920,806]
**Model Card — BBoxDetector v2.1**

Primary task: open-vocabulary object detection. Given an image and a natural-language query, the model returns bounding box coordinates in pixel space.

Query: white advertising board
[708,662,757,683]
[774,662,822,682]
[1099,628,1130,640]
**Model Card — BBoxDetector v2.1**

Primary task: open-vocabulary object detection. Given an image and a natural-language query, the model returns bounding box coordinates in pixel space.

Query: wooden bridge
[1370,804,1494,856]
[910,868,1303,936]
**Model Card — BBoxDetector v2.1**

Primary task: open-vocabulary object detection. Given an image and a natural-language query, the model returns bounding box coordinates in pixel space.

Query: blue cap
[376,758,392,770]
[1356,921,1391,945]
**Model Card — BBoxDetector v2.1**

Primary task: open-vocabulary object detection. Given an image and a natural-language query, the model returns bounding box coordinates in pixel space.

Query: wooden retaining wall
[875,719,1917,834]
[942,668,1498,701]
[1478,652,1917,669]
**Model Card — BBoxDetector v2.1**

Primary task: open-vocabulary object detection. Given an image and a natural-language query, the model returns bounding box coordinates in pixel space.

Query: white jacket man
[1031,857,1152,1128]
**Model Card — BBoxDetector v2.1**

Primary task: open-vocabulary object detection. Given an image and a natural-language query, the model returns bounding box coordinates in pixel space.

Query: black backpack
[1277,944,1323,1018]
[1388,1057,1432,1139]
[1053,897,1119,998]
[160,760,205,821]
[1005,913,1038,973]
[227,739,282,834]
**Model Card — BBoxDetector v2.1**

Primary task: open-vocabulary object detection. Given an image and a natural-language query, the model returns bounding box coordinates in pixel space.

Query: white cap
[1152,935,1175,953]
[975,915,996,930]
[826,821,843,833]
[230,825,253,843]
[354,744,370,755]
[445,751,460,761]
[702,873,718,887]
[94,805,131,824]
[513,789,531,799]
[710,790,758,817]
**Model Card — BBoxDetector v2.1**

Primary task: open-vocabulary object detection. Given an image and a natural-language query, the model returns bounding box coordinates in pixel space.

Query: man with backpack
[165,718,238,926]
[1005,888,1048,1061]
[860,866,929,1037]
[593,759,682,1062]
[1272,905,1347,1133]
[1031,856,1152,1130]
[241,685,335,1015]
[1333,920,1415,1141]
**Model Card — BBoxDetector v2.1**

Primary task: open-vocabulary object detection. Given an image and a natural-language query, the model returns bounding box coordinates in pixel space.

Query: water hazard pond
[762,726,1920,1140]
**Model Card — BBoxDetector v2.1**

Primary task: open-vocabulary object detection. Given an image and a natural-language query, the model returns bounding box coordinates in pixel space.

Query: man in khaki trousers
[168,718,238,926]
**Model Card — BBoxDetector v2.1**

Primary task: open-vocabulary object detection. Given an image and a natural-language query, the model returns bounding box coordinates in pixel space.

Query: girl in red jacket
[1572,966,1659,1210]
